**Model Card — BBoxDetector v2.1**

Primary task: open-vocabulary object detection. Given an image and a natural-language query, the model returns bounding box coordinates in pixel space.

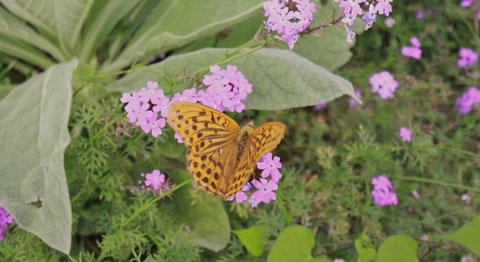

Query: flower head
[461,0,472,7]
[141,170,166,191]
[401,37,422,59]
[399,127,412,142]
[257,152,283,182]
[251,178,278,205]
[457,48,478,68]
[0,206,13,241]
[456,87,480,115]
[371,174,398,206]
[369,71,399,100]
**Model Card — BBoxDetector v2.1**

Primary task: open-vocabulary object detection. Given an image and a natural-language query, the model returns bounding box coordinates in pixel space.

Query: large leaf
[267,225,329,262]
[172,170,230,252]
[233,226,267,257]
[0,60,78,254]
[376,235,417,262]
[54,0,94,55]
[0,34,54,69]
[1,0,57,37]
[355,232,376,262]
[104,0,264,72]
[0,6,66,61]
[108,48,357,110]
[444,214,480,256]
[78,0,139,64]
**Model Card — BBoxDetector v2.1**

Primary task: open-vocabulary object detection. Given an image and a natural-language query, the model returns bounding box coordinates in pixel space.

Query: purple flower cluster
[461,0,472,7]
[399,127,411,142]
[199,65,252,113]
[263,0,317,50]
[456,87,480,115]
[371,174,398,206]
[401,37,422,60]
[457,48,478,68]
[0,206,13,241]
[140,170,166,191]
[333,0,394,43]
[121,65,252,140]
[369,71,399,100]
[228,152,283,207]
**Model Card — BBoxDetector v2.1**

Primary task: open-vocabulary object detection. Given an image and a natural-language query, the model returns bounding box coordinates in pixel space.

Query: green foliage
[233,226,267,257]
[355,232,376,262]
[376,235,418,262]
[444,214,480,256]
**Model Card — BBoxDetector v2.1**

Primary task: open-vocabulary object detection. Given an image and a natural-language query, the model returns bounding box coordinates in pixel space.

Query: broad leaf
[0,6,66,61]
[267,225,323,262]
[104,0,264,72]
[0,34,54,69]
[0,60,78,254]
[54,0,94,55]
[1,0,57,37]
[108,48,358,110]
[355,232,376,262]
[444,214,480,256]
[233,226,266,257]
[172,170,230,252]
[376,235,417,262]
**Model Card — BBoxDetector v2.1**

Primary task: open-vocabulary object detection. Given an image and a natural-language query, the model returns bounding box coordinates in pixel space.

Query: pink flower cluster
[333,0,394,43]
[228,152,283,207]
[0,206,13,241]
[399,127,411,142]
[457,48,478,68]
[401,37,422,60]
[369,71,399,100]
[199,65,252,113]
[263,0,317,50]
[139,170,166,191]
[371,174,398,206]
[121,65,252,140]
[456,87,480,115]
[461,0,480,20]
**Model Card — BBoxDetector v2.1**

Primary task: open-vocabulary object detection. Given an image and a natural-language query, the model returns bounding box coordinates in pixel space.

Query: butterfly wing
[167,102,241,195]
[224,121,286,198]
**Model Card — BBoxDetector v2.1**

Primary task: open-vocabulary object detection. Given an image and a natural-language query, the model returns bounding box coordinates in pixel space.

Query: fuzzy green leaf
[267,225,320,262]
[104,0,264,72]
[108,48,357,110]
[0,60,78,254]
[233,226,266,257]
[444,214,480,256]
[1,0,57,37]
[355,232,376,262]
[172,170,230,252]
[376,235,418,262]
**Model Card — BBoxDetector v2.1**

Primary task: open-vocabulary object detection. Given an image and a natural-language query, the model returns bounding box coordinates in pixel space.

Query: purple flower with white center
[153,96,171,118]
[362,5,377,30]
[457,48,478,68]
[139,81,164,104]
[251,178,278,204]
[399,127,411,142]
[375,0,393,16]
[0,206,13,241]
[235,185,251,203]
[371,174,398,206]
[127,102,153,124]
[257,152,283,182]
[314,103,327,110]
[456,86,480,115]
[349,91,362,107]
[171,87,198,103]
[121,92,141,113]
[369,71,399,100]
[346,25,356,44]
[263,0,316,50]
[141,170,165,191]
[138,112,166,137]
[401,37,422,59]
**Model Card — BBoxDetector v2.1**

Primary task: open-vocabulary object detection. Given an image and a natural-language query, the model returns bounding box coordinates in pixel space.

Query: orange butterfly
[167,102,286,199]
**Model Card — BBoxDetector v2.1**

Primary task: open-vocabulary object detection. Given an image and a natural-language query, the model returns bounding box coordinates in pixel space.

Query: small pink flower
[257,153,283,182]
[144,170,165,190]
[371,174,398,206]
[457,48,478,68]
[399,127,411,142]
[251,179,278,204]
[0,206,13,241]
[314,103,327,110]
[174,133,183,143]
[369,71,399,100]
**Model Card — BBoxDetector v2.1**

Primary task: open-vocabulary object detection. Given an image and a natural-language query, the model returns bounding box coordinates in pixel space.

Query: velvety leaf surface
[104,0,264,72]
[267,225,317,262]
[172,170,230,252]
[376,235,418,262]
[108,48,357,110]
[1,0,57,36]
[444,214,480,256]
[233,226,266,256]
[0,60,78,254]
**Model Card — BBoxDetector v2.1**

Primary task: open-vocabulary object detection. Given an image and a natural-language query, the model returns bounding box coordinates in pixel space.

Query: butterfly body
[167,102,285,199]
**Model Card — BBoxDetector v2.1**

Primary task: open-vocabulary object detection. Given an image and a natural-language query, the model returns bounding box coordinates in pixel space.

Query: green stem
[399,176,480,193]
[121,179,192,228]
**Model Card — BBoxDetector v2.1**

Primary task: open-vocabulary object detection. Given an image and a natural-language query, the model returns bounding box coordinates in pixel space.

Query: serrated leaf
[0,59,78,254]
[108,48,357,110]
[104,0,264,72]
[233,226,266,257]
[267,225,322,262]
[376,235,417,262]
[172,170,230,252]
[444,214,480,256]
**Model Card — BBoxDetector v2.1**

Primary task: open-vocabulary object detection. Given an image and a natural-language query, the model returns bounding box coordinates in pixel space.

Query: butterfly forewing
[167,102,241,195]
[224,122,286,198]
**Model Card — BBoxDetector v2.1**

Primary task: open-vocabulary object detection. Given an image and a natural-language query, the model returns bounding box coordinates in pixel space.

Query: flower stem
[121,179,192,228]
[399,176,480,193]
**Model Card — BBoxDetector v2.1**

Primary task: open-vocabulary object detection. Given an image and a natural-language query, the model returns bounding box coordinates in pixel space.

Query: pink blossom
[0,206,13,241]
[142,170,165,191]
[461,0,472,7]
[399,127,412,142]
[457,48,478,68]
[251,178,278,205]
[401,37,422,59]
[257,152,283,182]
[456,86,480,115]
[371,174,398,206]
[369,71,399,100]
